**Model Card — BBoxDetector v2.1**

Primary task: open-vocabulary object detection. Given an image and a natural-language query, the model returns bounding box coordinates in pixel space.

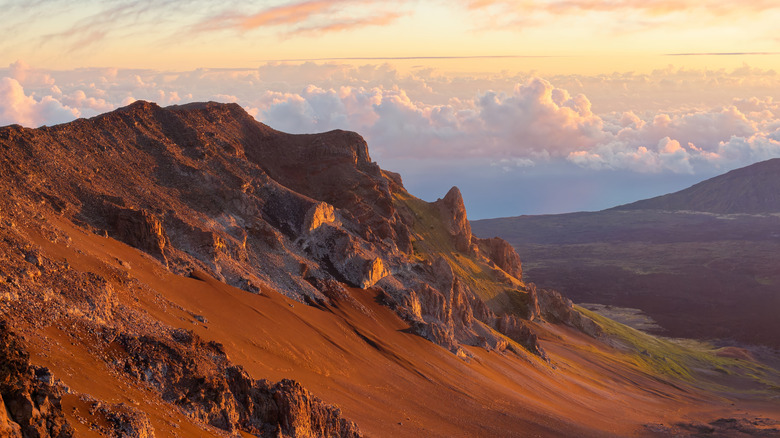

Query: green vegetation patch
[577,306,780,395]
[394,190,524,314]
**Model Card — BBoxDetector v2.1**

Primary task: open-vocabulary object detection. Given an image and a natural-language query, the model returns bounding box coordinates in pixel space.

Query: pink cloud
[290,12,404,36]
[240,1,339,29]
[462,0,780,33]
[466,0,780,15]
[194,0,402,37]
[3,63,780,175]
[0,77,79,127]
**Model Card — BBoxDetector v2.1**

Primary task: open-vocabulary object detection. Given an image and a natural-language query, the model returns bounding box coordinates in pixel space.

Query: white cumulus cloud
[2,61,780,178]
[0,77,79,127]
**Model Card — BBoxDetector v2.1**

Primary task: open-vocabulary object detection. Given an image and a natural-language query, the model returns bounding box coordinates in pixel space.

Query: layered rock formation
[434,187,473,253]
[0,100,603,436]
[0,101,592,357]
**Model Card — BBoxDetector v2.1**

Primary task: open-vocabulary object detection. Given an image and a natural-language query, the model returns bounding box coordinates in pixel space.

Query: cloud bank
[2,62,779,174]
[1,61,779,215]
[0,77,79,127]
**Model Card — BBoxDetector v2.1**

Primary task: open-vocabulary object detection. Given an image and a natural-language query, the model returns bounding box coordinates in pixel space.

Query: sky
[2,1,780,219]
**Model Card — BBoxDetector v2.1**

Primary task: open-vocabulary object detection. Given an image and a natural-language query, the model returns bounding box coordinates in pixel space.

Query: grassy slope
[393,190,531,317]
[395,190,780,399]
[472,210,780,346]
[577,306,780,395]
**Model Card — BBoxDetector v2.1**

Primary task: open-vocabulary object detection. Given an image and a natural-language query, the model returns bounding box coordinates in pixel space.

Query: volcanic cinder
[0,101,778,437]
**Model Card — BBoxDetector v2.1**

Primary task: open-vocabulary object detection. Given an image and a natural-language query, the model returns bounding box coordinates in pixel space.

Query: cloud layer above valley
[2,61,780,216]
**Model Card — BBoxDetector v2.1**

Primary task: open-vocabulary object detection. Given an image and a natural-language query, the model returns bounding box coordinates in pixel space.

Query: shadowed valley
[472,160,780,347]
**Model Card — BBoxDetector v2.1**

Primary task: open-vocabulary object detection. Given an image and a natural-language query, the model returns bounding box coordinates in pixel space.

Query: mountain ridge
[613,158,780,214]
[1,101,778,437]
[472,158,780,346]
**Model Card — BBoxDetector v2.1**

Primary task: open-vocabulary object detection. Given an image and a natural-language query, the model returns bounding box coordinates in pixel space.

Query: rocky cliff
[0,101,600,436]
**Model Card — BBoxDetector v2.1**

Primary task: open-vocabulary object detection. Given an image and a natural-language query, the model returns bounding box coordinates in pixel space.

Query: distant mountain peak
[614,158,780,214]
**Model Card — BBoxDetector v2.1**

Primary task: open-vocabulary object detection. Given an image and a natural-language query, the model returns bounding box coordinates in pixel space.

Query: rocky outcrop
[78,397,155,438]
[359,258,389,290]
[0,100,583,364]
[384,257,547,359]
[110,207,168,262]
[0,320,73,438]
[507,286,541,321]
[272,379,360,438]
[536,287,575,324]
[536,287,601,337]
[116,331,361,437]
[494,315,546,359]
[303,202,336,233]
[434,187,472,253]
[473,236,523,280]
[302,224,389,289]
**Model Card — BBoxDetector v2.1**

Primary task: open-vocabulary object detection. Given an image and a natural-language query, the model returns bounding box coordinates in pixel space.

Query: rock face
[536,288,601,337]
[110,207,168,262]
[473,236,523,280]
[434,187,473,253]
[0,100,597,356]
[303,202,336,234]
[0,101,604,436]
[116,332,361,437]
[0,320,73,438]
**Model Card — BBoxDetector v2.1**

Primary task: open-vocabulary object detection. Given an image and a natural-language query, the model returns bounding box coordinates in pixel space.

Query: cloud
[474,79,604,156]
[2,0,216,55]
[465,0,780,16]
[290,12,404,36]
[253,75,780,174]
[461,0,780,35]
[195,0,404,37]
[0,77,79,127]
[240,1,339,29]
[2,61,779,177]
[568,137,695,174]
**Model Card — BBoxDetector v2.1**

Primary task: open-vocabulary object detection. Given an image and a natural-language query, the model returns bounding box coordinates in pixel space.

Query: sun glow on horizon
[2,0,780,216]
[1,1,779,72]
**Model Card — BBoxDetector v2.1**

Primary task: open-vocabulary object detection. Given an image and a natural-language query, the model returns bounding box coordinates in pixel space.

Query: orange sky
[2,1,779,72]
[2,1,780,216]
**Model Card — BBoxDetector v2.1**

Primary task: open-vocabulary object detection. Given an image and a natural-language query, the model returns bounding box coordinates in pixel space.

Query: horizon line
[257,55,562,62]
[665,51,780,56]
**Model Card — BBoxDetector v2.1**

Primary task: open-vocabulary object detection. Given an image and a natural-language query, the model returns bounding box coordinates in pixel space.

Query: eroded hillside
[1,102,778,437]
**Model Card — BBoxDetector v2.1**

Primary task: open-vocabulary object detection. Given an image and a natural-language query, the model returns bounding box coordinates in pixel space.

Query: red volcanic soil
[15,213,778,437]
[2,101,778,437]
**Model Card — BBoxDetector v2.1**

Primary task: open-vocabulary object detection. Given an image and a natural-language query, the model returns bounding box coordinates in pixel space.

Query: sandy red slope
[10,212,776,437]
